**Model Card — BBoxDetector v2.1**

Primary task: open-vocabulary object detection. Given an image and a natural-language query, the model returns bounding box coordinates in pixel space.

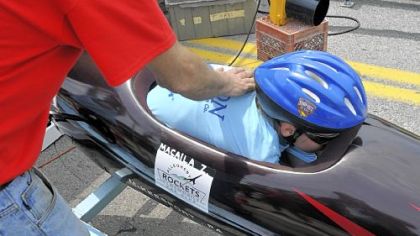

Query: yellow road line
[363,81,420,105]
[188,47,261,67]
[188,46,420,105]
[187,38,420,86]
[189,38,258,55]
[347,61,420,86]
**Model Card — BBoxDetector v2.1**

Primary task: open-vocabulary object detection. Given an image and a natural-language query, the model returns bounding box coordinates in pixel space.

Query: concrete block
[256,16,328,61]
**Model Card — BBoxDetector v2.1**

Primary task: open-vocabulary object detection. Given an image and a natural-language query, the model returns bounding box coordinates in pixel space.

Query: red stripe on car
[410,203,420,211]
[294,188,375,236]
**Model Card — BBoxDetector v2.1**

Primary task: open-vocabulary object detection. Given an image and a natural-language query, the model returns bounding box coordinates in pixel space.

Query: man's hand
[149,41,255,100]
[215,67,255,97]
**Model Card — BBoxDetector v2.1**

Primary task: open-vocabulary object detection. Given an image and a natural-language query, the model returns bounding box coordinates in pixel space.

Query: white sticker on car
[155,143,215,213]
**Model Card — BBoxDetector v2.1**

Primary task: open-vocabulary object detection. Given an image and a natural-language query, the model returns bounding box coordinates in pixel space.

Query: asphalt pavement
[39,0,419,235]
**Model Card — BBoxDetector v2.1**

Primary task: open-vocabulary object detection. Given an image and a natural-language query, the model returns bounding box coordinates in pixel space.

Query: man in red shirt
[0,1,254,235]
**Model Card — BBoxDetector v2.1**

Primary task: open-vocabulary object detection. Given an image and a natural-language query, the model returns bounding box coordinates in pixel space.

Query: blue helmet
[255,50,367,134]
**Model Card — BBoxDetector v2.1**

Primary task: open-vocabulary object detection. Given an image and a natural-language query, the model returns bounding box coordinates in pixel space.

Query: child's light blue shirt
[147,86,288,163]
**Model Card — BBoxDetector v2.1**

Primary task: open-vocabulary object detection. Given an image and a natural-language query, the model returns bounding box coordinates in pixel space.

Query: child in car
[147,50,367,164]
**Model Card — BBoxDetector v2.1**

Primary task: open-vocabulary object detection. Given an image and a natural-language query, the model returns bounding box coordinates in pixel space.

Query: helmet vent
[270,67,290,71]
[305,70,328,89]
[354,86,364,103]
[302,88,320,103]
[319,62,338,73]
[344,97,357,115]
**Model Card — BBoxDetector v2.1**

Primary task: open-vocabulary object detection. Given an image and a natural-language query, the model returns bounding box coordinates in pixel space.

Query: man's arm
[147,41,255,100]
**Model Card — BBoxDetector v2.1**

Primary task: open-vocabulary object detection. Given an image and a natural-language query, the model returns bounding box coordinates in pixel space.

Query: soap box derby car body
[52,53,420,235]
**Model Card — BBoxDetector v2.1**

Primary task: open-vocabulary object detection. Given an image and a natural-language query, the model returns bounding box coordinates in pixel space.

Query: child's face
[277,122,323,152]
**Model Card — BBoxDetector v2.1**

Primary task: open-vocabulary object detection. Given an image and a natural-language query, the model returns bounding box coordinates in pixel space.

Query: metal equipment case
[165,0,258,40]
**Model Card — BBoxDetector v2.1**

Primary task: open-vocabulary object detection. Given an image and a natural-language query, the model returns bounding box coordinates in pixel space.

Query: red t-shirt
[0,0,176,184]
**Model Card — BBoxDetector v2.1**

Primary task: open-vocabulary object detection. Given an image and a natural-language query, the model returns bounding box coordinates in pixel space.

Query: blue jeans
[0,169,89,236]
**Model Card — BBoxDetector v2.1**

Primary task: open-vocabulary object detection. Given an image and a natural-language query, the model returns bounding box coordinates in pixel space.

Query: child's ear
[279,123,296,137]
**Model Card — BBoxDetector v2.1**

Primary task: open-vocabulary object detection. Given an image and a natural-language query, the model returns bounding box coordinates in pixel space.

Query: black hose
[228,0,262,66]
[326,15,360,36]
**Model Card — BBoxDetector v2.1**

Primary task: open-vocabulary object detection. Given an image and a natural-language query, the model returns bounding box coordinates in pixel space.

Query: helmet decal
[297,98,316,118]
